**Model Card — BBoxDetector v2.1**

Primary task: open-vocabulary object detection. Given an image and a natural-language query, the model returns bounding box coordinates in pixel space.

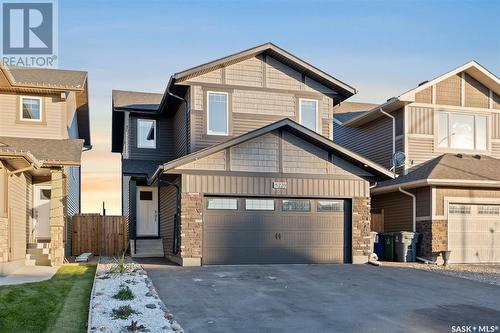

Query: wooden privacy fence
[72,214,128,256]
[370,209,384,233]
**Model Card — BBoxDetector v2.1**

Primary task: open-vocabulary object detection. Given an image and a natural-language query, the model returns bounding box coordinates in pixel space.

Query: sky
[56,0,500,215]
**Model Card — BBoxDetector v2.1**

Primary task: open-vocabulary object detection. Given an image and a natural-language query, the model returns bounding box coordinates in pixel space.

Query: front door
[34,185,51,240]
[136,186,158,237]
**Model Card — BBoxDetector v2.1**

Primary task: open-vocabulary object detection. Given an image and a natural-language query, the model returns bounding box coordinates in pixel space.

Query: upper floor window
[437,112,487,151]
[207,92,228,135]
[137,119,156,149]
[20,96,42,121]
[299,98,318,132]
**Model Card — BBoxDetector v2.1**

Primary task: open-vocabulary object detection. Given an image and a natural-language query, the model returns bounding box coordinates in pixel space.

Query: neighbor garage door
[448,203,500,263]
[202,197,350,265]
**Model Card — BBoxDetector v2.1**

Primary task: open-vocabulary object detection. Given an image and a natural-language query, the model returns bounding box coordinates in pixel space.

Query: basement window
[207,198,237,210]
[20,96,42,121]
[137,119,156,149]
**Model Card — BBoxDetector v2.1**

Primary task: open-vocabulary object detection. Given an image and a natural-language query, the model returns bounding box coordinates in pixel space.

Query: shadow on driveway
[137,261,500,333]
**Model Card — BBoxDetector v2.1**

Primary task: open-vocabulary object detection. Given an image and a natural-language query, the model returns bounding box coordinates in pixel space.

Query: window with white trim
[245,199,275,211]
[437,112,488,151]
[20,97,42,121]
[299,99,318,132]
[207,198,237,210]
[137,119,156,148]
[207,92,228,135]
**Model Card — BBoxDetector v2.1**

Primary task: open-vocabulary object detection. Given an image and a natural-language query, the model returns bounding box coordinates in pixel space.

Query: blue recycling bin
[374,233,385,260]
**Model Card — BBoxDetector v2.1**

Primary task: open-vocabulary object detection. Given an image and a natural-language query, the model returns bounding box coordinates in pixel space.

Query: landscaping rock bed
[413,263,500,286]
[89,257,183,332]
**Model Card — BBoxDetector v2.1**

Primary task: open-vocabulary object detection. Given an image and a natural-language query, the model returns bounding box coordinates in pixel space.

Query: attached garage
[155,119,393,266]
[203,197,350,265]
[448,203,500,263]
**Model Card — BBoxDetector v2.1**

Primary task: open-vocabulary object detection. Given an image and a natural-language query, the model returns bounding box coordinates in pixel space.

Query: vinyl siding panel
[232,89,295,116]
[408,106,434,135]
[435,187,500,216]
[7,170,31,261]
[182,174,369,198]
[415,87,432,104]
[128,115,175,161]
[174,103,188,157]
[416,187,431,217]
[265,56,303,90]
[282,131,330,174]
[464,73,489,108]
[491,113,500,139]
[179,151,226,171]
[225,56,264,87]
[333,116,393,169]
[494,93,500,109]
[407,136,438,170]
[436,74,461,106]
[0,93,66,139]
[231,133,279,172]
[159,184,178,257]
[372,192,413,232]
[491,141,500,159]
[65,166,80,255]
[122,175,130,217]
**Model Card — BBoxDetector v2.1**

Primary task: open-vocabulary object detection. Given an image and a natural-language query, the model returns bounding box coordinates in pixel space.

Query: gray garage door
[202,197,351,265]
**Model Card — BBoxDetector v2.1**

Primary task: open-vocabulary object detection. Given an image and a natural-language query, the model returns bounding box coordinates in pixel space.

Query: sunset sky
[57,0,500,215]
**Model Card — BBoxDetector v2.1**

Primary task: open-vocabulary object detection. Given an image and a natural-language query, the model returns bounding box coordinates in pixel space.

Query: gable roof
[342,60,500,127]
[0,136,84,166]
[158,42,357,113]
[0,64,87,90]
[151,118,394,183]
[372,154,500,194]
[333,101,379,123]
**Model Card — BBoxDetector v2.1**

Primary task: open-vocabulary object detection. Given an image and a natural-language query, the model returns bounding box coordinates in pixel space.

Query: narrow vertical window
[299,99,318,132]
[207,92,228,135]
[437,113,449,148]
[137,119,156,148]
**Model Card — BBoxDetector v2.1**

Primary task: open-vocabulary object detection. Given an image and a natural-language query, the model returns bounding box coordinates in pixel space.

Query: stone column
[50,170,66,266]
[179,192,202,266]
[352,197,371,264]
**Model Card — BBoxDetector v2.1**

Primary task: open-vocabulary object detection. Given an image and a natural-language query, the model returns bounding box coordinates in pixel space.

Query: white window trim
[299,98,319,133]
[19,96,43,122]
[207,91,229,136]
[435,110,490,153]
[137,118,157,149]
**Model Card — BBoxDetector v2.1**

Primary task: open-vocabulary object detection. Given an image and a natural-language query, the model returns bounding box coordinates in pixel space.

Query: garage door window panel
[282,199,310,212]
[245,199,275,211]
[207,198,238,210]
[317,200,343,212]
[449,204,471,214]
[478,205,500,215]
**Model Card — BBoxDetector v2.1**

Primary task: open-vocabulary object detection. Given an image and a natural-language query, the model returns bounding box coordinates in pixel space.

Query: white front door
[34,185,51,239]
[448,203,500,263]
[136,186,158,237]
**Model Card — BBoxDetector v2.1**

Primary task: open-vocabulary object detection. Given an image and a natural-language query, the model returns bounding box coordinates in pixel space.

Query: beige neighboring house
[0,64,91,275]
[333,61,500,263]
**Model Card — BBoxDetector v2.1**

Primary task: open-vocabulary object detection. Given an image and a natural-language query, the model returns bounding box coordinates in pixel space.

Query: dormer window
[207,91,228,135]
[137,119,156,149]
[20,96,42,121]
[437,112,487,151]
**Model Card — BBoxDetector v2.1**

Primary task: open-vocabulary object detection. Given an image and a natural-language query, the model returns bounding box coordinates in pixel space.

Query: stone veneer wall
[416,220,448,258]
[179,193,202,263]
[0,217,8,262]
[352,197,371,263]
[50,170,66,266]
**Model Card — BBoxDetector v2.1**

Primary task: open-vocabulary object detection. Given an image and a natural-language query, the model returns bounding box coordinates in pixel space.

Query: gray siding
[159,184,178,257]
[174,102,188,158]
[127,115,175,162]
[122,175,131,217]
[64,166,80,255]
[231,133,279,172]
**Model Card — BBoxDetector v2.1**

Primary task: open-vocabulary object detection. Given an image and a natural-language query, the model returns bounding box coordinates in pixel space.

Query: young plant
[126,320,146,332]
[110,254,127,274]
[113,286,135,301]
[112,305,138,320]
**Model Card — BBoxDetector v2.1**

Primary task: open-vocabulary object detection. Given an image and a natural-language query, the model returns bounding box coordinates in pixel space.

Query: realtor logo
[1,0,58,67]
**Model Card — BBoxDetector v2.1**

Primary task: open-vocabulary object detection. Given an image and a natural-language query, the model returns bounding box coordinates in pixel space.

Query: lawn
[0,264,96,333]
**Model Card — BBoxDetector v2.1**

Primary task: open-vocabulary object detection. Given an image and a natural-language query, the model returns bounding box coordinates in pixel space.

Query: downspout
[378,108,396,174]
[167,90,190,156]
[398,187,416,232]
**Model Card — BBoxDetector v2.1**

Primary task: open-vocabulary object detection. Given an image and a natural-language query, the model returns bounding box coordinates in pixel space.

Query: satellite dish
[392,151,407,168]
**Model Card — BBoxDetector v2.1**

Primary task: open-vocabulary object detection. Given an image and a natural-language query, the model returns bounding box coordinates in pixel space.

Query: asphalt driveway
[139,259,500,333]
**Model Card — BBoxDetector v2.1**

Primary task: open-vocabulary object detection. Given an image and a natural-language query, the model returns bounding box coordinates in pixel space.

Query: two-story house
[333,61,500,263]
[112,43,393,266]
[0,64,91,274]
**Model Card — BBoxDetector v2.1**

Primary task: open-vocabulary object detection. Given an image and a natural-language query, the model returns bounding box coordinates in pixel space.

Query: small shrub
[112,305,138,320]
[113,286,135,301]
[110,254,127,275]
[126,320,146,332]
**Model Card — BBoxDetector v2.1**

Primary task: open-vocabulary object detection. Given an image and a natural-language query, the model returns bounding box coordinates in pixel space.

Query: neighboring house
[0,64,90,275]
[333,61,500,263]
[112,43,393,266]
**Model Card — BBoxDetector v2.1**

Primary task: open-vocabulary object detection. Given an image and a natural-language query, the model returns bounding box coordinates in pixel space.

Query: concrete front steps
[26,243,52,266]
[130,239,164,258]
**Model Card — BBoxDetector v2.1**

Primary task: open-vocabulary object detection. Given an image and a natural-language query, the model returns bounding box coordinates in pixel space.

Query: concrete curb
[86,257,99,333]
